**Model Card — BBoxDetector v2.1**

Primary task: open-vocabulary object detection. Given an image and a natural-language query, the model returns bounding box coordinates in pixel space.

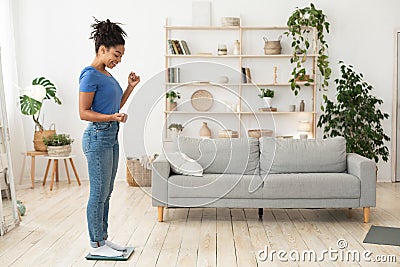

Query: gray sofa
[152,136,376,223]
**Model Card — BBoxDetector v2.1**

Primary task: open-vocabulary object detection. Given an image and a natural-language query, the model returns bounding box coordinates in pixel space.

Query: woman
[79,18,140,257]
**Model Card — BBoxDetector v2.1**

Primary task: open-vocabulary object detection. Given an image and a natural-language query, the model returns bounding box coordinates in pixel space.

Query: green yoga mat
[363,225,400,246]
[85,247,134,261]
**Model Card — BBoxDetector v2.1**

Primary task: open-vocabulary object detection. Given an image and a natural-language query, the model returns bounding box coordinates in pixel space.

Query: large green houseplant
[317,62,390,163]
[285,3,331,95]
[20,77,62,151]
[20,77,62,131]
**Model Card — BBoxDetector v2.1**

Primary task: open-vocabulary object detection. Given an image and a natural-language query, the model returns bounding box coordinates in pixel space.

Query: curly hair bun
[90,17,127,53]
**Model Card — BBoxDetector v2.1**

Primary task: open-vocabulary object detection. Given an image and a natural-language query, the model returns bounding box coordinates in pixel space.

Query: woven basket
[33,124,56,152]
[264,41,282,55]
[47,145,71,157]
[126,159,152,187]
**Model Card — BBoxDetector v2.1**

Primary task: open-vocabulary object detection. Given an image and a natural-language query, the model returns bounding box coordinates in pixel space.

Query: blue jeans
[82,121,119,248]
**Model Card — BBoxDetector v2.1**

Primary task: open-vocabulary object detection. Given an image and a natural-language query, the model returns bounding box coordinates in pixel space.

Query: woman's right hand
[111,113,127,122]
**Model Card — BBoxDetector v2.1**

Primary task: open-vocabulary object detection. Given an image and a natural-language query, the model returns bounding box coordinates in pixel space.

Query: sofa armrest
[151,155,171,207]
[346,153,376,207]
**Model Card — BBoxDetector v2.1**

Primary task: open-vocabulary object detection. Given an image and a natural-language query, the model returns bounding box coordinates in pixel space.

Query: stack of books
[168,40,191,55]
[168,68,180,83]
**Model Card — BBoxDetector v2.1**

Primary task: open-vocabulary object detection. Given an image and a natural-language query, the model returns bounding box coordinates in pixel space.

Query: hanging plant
[285,3,331,95]
[317,62,390,163]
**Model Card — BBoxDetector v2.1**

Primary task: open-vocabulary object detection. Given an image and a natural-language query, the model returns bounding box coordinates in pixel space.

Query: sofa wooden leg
[347,208,352,218]
[363,207,370,223]
[258,208,263,219]
[158,207,164,222]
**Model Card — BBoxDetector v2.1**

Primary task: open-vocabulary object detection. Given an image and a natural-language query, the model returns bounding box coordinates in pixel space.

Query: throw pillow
[166,152,203,177]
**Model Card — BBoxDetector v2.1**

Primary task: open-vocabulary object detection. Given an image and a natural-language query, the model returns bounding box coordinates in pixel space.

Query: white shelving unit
[164,18,318,141]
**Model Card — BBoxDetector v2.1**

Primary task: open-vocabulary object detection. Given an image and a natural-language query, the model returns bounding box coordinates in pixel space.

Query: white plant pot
[47,145,71,157]
[263,97,273,108]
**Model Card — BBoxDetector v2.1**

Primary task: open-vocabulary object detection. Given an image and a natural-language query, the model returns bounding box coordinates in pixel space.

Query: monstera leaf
[19,95,42,116]
[32,77,62,105]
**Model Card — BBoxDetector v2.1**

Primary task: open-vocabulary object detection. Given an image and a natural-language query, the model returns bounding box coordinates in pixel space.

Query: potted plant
[317,62,390,163]
[258,88,274,107]
[166,90,181,111]
[43,133,74,157]
[168,123,183,141]
[285,3,331,96]
[20,77,62,151]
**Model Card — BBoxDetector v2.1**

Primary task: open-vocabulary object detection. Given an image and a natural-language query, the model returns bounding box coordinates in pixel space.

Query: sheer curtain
[0,0,28,186]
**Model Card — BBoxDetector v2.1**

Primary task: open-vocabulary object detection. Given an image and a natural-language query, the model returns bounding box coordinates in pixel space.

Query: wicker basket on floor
[126,158,152,187]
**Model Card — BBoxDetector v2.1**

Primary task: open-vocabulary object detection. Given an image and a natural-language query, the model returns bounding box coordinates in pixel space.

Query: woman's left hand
[128,71,140,89]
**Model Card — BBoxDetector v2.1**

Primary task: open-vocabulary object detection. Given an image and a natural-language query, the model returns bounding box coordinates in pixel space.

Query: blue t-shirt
[79,66,123,114]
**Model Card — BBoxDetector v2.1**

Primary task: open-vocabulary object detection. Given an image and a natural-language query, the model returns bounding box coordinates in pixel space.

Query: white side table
[43,155,81,191]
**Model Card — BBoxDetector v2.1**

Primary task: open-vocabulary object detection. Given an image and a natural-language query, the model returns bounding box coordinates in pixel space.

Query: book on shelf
[170,40,179,54]
[241,67,247,83]
[167,40,176,54]
[173,40,184,54]
[167,39,191,55]
[180,40,191,55]
[167,67,180,83]
[241,67,251,83]
[245,68,252,83]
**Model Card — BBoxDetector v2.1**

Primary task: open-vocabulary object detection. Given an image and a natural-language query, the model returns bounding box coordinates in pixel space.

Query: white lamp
[298,121,311,139]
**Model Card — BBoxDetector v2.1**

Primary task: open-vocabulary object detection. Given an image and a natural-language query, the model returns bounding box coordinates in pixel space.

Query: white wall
[11,0,400,182]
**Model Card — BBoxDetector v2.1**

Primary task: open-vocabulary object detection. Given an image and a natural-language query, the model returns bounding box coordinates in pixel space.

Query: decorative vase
[17,200,26,216]
[263,97,273,108]
[200,122,211,138]
[169,129,180,141]
[218,44,227,55]
[47,145,72,157]
[299,100,305,112]
[233,40,240,55]
[167,101,177,111]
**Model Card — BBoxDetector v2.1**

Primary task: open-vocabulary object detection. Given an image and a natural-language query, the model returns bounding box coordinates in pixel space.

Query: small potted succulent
[258,88,274,107]
[166,90,181,111]
[168,123,184,141]
[43,133,74,157]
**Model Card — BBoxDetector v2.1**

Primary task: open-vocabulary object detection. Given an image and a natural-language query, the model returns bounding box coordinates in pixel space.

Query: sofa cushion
[168,174,263,199]
[177,137,259,175]
[260,137,347,174]
[166,152,203,177]
[262,173,360,199]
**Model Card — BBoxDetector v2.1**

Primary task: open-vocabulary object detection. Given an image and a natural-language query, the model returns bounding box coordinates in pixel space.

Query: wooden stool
[25,151,48,188]
[43,155,81,191]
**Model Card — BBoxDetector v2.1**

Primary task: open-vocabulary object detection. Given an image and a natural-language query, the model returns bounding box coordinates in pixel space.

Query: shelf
[165,21,318,139]
[166,55,240,58]
[166,82,240,87]
[166,26,313,31]
[165,111,240,115]
[241,54,318,58]
[241,112,316,115]
[165,111,315,115]
[165,26,240,31]
[238,82,315,86]
[166,54,318,58]
[166,82,314,87]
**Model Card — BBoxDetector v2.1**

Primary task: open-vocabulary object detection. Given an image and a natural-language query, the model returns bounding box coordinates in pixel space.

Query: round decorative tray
[191,90,214,111]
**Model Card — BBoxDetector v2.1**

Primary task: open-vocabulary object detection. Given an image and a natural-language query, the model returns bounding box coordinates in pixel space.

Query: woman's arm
[79,92,125,122]
[120,71,140,108]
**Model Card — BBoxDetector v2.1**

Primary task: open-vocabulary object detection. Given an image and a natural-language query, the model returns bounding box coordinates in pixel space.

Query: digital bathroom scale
[85,247,134,261]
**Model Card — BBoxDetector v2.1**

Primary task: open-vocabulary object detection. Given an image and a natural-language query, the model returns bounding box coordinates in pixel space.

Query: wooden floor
[0,181,399,267]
